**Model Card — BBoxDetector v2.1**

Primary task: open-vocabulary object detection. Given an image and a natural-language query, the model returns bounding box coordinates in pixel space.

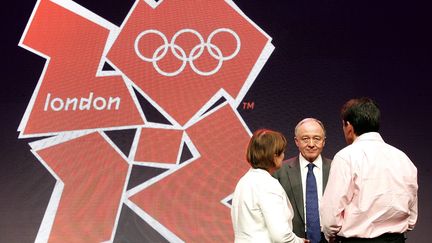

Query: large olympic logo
[134,28,241,76]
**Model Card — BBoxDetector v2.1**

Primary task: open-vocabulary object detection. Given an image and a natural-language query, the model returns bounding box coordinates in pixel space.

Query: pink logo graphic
[19,0,273,242]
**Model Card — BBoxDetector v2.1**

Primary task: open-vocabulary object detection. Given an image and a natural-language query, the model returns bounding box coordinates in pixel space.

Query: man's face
[294,121,326,162]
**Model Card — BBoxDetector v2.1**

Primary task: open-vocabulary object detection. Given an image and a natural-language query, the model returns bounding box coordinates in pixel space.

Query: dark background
[1,0,431,242]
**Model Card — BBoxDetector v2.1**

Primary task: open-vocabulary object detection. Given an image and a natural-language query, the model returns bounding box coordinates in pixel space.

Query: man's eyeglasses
[298,136,324,145]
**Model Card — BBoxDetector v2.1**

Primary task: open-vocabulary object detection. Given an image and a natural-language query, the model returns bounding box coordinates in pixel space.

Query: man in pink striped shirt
[320,97,418,243]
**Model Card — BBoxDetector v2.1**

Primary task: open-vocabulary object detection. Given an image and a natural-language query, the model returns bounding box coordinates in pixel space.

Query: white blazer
[231,168,303,243]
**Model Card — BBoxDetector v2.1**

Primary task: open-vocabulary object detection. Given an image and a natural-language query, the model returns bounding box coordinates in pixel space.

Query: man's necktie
[306,163,321,243]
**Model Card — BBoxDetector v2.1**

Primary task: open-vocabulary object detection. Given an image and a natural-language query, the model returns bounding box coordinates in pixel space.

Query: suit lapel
[287,158,305,223]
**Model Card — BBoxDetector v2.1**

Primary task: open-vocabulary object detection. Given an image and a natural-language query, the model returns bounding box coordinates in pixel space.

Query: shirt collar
[299,154,323,169]
[353,132,384,144]
[249,167,271,175]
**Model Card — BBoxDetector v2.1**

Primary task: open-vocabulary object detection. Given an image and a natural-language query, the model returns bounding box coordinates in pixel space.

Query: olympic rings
[134,28,241,76]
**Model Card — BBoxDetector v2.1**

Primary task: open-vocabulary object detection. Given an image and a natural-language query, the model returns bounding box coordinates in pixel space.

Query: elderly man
[274,118,332,243]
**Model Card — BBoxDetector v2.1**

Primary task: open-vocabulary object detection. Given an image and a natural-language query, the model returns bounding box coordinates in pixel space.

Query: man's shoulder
[282,156,299,166]
[279,157,300,171]
[334,144,355,158]
[273,156,299,178]
[322,156,332,164]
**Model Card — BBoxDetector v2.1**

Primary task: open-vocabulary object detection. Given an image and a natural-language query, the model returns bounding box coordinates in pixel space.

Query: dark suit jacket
[273,156,332,239]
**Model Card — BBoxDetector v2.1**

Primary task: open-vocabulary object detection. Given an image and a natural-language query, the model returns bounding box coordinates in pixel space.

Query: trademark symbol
[242,101,255,110]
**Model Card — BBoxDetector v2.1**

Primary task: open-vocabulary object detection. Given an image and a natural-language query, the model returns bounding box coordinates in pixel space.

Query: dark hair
[340,97,380,136]
[246,129,287,170]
